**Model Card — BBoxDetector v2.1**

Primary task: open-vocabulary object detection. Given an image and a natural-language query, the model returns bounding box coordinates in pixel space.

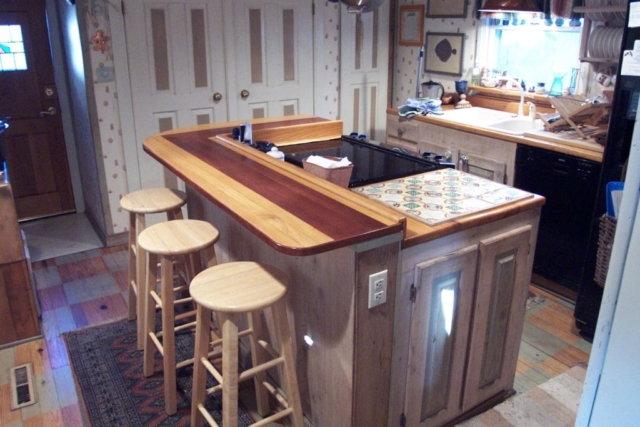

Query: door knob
[240,89,250,99]
[213,92,223,102]
[39,107,57,117]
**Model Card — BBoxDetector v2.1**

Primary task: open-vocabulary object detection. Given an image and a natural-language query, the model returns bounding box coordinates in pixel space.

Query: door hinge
[400,412,406,427]
[121,0,125,16]
[410,284,416,302]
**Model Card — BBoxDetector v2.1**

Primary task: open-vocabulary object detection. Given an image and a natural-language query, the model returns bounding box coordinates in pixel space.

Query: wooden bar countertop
[144,116,545,254]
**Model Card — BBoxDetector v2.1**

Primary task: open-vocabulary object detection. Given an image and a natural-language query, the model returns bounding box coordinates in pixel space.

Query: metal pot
[421,81,445,100]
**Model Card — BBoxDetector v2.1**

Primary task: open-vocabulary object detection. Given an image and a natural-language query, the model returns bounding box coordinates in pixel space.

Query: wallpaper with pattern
[393,0,478,105]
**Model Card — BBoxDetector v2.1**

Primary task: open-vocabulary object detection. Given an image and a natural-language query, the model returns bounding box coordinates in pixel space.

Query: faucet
[508,79,525,118]
[527,102,537,121]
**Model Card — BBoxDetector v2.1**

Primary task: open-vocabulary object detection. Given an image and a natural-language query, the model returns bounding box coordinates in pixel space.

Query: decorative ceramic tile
[352,169,533,226]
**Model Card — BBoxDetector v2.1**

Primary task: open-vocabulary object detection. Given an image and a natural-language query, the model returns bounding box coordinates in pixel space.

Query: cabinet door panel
[463,225,532,411]
[405,245,478,427]
[459,152,506,183]
[387,114,420,151]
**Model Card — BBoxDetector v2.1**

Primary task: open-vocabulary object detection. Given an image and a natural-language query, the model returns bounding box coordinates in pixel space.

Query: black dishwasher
[514,145,600,299]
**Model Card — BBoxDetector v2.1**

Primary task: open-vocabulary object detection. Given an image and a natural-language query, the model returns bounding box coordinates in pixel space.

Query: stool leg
[127,212,136,323]
[135,212,146,351]
[161,256,177,415]
[191,304,211,427]
[143,252,158,378]
[272,299,304,427]
[248,310,270,417]
[167,206,183,221]
[220,312,239,427]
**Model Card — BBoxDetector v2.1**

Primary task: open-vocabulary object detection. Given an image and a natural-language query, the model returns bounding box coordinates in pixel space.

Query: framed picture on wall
[424,32,464,76]
[399,5,424,46]
[427,0,467,18]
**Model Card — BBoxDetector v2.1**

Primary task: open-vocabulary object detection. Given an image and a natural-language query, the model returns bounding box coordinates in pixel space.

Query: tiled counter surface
[353,169,532,226]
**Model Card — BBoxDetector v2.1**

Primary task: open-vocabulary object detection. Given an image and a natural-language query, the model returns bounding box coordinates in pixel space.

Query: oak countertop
[387,107,604,163]
[144,116,545,254]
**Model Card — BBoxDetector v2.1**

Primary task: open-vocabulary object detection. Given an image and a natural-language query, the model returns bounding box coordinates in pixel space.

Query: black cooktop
[278,135,451,188]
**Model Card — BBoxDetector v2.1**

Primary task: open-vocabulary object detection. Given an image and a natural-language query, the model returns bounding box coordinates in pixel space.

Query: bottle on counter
[266,146,285,161]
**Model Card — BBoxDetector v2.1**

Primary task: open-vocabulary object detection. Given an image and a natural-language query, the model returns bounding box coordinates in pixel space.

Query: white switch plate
[368,270,388,309]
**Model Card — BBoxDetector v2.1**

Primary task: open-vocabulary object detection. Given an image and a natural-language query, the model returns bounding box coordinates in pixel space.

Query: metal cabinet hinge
[410,284,416,302]
[400,413,406,427]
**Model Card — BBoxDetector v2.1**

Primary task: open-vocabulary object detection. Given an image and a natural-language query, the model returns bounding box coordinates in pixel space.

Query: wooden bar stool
[190,262,304,427]
[138,219,219,415]
[120,188,188,350]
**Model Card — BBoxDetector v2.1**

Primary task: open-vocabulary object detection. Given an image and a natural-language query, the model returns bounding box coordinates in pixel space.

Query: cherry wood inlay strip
[162,132,390,241]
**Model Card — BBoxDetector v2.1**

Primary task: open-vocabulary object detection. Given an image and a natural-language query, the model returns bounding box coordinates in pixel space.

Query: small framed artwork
[427,0,467,18]
[424,32,464,76]
[399,5,424,46]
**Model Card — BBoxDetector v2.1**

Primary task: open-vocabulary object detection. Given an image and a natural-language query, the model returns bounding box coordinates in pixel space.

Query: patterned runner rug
[456,365,586,427]
[66,316,255,426]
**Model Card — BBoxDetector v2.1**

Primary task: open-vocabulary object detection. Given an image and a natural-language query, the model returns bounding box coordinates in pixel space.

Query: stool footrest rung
[262,380,290,409]
[197,403,220,427]
[149,333,164,356]
[208,327,252,349]
[202,357,224,385]
[129,280,138,295]
[150,291,162,308]
[250,407,293,427]
[257,339,280,361]
[173,296,193,306]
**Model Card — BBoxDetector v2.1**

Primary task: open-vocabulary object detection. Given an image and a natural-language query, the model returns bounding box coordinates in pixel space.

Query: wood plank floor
[0,245,591,426]
[515,287,591,394]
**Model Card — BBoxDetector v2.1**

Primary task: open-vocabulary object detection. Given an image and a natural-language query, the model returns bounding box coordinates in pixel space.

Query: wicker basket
[302,156,353,188]
[594,214,617,288]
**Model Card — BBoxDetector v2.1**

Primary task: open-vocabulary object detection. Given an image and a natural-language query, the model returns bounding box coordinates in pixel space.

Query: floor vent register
[10,363,37,410]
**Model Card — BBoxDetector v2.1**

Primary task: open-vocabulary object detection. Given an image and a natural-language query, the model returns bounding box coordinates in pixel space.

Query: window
[476,16,582,93]
[0,24,27,71]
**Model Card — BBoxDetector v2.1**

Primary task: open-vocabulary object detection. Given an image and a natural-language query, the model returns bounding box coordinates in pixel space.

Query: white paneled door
[125,0,227,190]
[123,0,313,191]
[225,0,314,120]
[340,2,389,143]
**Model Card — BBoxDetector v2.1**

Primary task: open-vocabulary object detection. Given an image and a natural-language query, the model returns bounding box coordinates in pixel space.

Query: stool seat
[120,187,187,214]
[138,219,219,256]
[190,262,287,313]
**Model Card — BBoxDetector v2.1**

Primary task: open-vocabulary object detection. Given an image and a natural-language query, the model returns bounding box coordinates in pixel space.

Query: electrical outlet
[368,270,388,309]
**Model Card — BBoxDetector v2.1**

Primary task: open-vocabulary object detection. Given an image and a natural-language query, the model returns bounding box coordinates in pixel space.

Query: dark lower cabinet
[514,145,601,299]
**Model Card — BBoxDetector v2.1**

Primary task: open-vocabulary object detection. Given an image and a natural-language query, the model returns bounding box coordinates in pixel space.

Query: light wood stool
[190,262,304,427]
[138,219,219,415]
[120,188,188,350]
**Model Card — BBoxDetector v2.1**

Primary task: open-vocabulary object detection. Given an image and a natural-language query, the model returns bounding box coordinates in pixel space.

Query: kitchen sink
[434,107,514,125]
[484,118,544,135]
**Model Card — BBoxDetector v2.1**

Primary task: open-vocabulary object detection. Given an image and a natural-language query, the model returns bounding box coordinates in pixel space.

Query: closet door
[340,2,390,142]
[124,0,227,190]
[225,0,313,120]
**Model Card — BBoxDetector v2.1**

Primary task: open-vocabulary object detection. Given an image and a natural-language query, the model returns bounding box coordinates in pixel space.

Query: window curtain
[474,0,584,20]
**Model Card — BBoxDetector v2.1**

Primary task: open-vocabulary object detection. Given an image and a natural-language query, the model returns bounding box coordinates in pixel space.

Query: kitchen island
[144,116,544,427]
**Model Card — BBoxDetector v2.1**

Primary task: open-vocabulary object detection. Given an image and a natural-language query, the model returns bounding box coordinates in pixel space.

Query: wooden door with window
[0,0,74,220]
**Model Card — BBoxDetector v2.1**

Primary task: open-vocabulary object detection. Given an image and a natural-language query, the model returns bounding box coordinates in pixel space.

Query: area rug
[456,365,587,427]
[65,316,256,426]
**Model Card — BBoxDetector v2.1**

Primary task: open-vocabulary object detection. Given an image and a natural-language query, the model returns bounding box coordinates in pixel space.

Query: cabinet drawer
[387,115,420,143]
[386,136,419,153]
